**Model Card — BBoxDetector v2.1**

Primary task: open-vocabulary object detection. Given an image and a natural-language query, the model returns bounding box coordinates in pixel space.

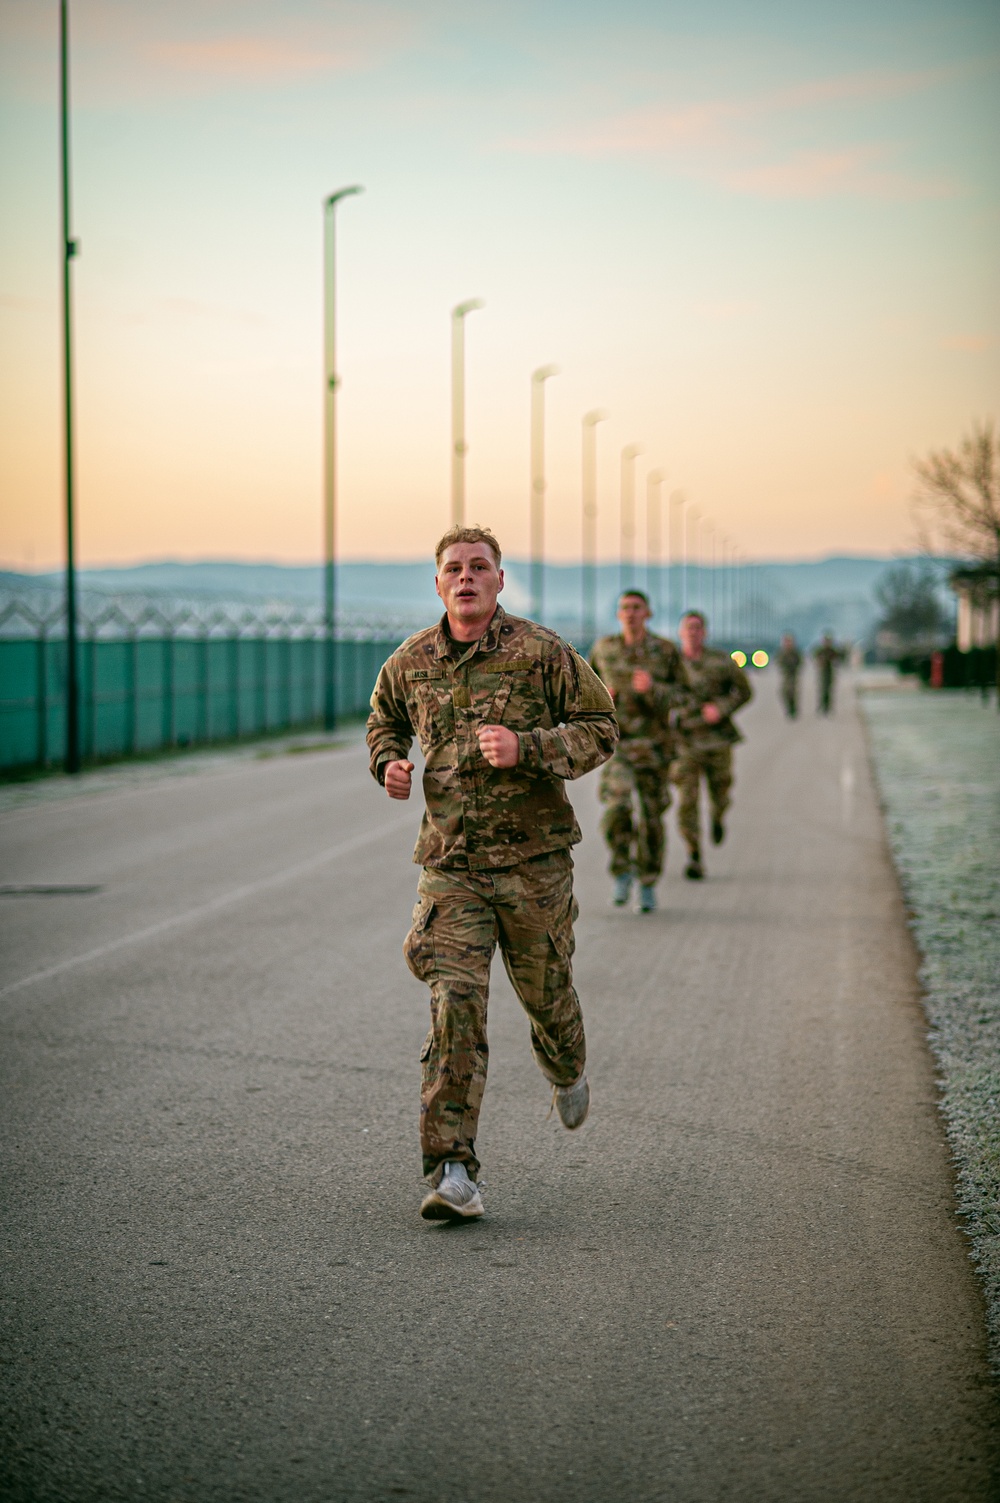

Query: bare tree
[873,562,949,655]
[913,418,999,698]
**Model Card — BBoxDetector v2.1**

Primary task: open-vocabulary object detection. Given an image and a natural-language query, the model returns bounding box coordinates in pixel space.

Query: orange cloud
[148,37,357,81]
[499,64,973,198]
[504,66,954,159]
[720,147,955,200]
[942,334,992,352]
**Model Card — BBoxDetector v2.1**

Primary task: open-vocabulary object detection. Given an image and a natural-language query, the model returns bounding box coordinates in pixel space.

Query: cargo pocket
[547,910,576,966]
[403,896,436,981]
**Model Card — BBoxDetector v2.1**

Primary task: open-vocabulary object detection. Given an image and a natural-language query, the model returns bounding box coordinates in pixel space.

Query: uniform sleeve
[517,643,618,779]
[642,648,693,716]
[366,656,414,782]
[712,662,752,719]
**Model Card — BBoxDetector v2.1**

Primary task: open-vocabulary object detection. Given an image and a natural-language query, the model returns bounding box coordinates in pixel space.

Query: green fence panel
[0,634,402,772]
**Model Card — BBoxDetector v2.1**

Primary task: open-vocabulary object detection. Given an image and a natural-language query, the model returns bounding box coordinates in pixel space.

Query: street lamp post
[451,299,484,526]
[60,0,80,774]
[619,443,643,596]
[720,536,730,640]
[703,520,715,628]
[322,183,363,733]
[645,469,664,614]
[530,365,558,623]
[684,504,700,615]
[668,490,685,629]
[581,410,607,642]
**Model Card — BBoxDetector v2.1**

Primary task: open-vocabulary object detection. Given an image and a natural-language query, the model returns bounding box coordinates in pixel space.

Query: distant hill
[4,555,956,647]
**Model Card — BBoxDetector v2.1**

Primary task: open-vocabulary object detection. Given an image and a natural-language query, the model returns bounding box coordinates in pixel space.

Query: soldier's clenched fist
[384,759,414,799]
[477,723,520,768]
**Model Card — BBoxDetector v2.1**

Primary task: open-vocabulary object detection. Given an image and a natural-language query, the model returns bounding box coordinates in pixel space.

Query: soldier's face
[436,543,504,627]
[617,595,651,634]
[679,614,706,657]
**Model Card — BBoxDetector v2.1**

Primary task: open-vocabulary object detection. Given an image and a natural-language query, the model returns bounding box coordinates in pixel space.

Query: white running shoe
[420,1160,484,1221]
[553,1074,590,1130]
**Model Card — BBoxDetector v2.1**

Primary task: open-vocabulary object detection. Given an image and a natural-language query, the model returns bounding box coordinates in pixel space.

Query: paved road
[1,672,997,1502]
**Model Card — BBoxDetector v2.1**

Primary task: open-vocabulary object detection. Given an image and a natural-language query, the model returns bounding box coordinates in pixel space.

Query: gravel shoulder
[861,686,1000,1370]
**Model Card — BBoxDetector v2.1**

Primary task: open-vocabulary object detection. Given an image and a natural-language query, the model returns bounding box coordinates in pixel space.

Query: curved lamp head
[532,364,559,384]
[583,409,608,427]
[453,298,485,320]
[325,185,364,210]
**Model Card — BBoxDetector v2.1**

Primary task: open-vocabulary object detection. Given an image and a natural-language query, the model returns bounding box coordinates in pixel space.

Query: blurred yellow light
[730,650,747,667]
[752,650,769,667]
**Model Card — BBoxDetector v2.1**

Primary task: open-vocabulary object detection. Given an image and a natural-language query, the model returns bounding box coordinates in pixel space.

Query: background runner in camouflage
[589,591,690,898]
[777,633,803,719]
[672,610,753,878]
[813,633,848,715]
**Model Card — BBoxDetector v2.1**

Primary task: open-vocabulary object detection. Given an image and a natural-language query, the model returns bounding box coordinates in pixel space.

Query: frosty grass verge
[862,688,1000,1371]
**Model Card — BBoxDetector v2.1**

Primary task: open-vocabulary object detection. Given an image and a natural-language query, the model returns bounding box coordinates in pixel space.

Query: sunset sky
[1,0,997,569]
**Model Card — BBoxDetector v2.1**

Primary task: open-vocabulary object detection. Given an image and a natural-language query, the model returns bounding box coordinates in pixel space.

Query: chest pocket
[472,658,535,725]
[405,669,451,746]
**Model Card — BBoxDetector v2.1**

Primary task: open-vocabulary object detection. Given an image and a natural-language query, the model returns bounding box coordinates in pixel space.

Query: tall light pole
[322,183,363,732]
[619,443,643,596]
[684,504,700,615]
[530,365,558,622]
[60,0,80,774]
[582,410,607,641]
[720,535,730,640]
[451,299,483,526]
[645,469,664,614]
[668,490,685,629]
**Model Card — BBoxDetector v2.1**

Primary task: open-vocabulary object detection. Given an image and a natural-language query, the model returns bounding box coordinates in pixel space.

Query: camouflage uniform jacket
[675,648,753,749]
[367,606,618,870]
[588,632,690,769]
[813,642,846,675]
[777,644,802,680]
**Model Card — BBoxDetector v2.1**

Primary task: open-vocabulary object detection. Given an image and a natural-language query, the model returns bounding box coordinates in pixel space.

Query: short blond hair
[434,525,502,569]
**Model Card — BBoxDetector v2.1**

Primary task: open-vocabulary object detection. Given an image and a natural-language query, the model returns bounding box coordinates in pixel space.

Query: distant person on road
[589,590,690,912]
[367,526,618,1223]
[813,633,847,715]
[671,611,752,880]
[777,633,803,719]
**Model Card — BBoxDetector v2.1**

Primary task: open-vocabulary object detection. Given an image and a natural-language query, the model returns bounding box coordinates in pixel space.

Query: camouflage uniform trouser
[670,745,733,854]
[597,757,671,883]
[780,673,799,718]
[818,669,835,714]
[403,848,586,1182]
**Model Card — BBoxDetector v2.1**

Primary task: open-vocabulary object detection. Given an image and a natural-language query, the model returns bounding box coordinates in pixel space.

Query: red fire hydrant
[930,651,944,689]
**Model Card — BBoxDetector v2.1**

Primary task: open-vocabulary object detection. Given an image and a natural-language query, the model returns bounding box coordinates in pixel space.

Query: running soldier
[589,590,689,912]
[367,526,618,1221]
[813,633,847,715]
[777,633,803,719]
[671,610,752,880]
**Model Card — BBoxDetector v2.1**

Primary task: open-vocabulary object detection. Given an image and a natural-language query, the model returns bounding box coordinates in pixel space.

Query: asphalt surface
[1,669,997,1502]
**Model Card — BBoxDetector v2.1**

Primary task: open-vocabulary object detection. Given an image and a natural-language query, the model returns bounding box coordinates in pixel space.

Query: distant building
[950,566,999,651]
